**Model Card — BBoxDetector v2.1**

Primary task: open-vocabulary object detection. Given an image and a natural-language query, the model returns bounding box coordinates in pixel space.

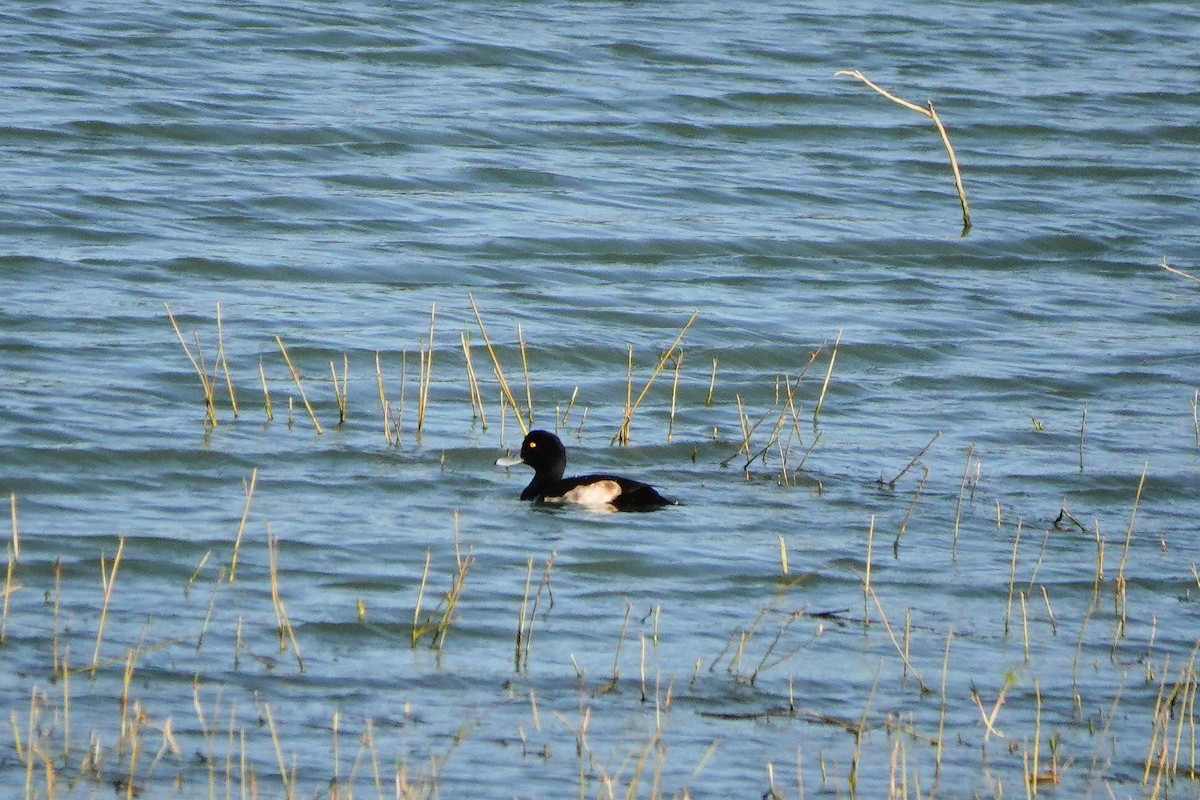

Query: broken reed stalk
[228,468,257,583]
[468,294,529,435]
[165,303,219,427]
[613,310,699,446]
[267,529,304,671]
[215,300,239,418]
[461,333,488,428]
[835,69,971,233]
[258,358,273,421]
[894,465,929,555]
[812,330,841,430]
[866,584,932,693]
[887,430,941,489]
[91,536,126,674]
[1160,257,1200,284]
[275,336,323,435]
[329,354,348,426]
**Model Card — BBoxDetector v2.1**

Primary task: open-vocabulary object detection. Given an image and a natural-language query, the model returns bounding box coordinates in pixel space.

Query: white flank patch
[555,480,622,508]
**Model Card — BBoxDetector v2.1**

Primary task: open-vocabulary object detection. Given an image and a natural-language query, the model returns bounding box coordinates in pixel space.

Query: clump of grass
[835,70,971,234]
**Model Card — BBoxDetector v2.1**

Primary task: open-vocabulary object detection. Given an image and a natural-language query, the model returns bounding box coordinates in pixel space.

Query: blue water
[2,2,1199,798]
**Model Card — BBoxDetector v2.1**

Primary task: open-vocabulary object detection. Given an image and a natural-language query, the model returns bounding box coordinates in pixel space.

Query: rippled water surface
[2,2,1199,798]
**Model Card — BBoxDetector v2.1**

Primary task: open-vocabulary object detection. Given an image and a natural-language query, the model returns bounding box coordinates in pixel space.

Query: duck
[496,429,677,511]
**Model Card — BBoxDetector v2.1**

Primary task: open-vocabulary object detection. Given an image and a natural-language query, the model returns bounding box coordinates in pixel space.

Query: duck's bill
[495,454,524,468]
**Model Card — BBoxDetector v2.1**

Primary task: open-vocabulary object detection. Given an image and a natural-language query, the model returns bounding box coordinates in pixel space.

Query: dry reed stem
[1191,389,1200,447]
[835,70,972,232]
[275,336,323,434]
[518,322,533,422]
[1005,521,1023,636]
[165,303,218,427]
[887,430,941,489]
[412,551,432,652]
[812,330,840,429]
[971,672,1012,743]
[258,358,273,421]
[1019,591,1030,662]
[418,305,436,436]
[1040,585,1058,636]
[1078,404,1087,473]
[863,515,875,622]
[1160,257,1200,283]
[515,557,534,671]
[229,468,257,583]
[866,585,932,693]
[375,351,388,440]
[1,544,14,644]
[951,444,976,560]
[267,529,304,671]
[468,294,529,435]
[262,703,295,800]
[91,536,126,674]
[330,354,349,425]
[460,333,488,428]
[894,465,929,555]
[215,300,239,418]
[1114,463,1148,638]
[9,492,17,561]
[520,553,555,672]
[668,349,682,442]
[706,357,718,407]
[612,310,699,446]
[935,629,953,776]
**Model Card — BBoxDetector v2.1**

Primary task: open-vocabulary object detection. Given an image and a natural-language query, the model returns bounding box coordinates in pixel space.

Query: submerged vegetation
[0,297,1197,799]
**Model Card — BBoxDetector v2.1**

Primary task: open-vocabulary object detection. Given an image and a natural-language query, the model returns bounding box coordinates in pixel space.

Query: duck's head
[496,429,567,479]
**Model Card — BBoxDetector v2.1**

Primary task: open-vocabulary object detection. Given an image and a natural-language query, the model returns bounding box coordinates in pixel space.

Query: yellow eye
[529,442,537,448]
